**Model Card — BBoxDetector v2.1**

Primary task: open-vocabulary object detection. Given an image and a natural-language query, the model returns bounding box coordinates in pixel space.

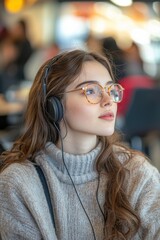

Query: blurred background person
[8,19,34,82]
[0,26,19,95]
[102,36,126,82]
[117,41,155,118]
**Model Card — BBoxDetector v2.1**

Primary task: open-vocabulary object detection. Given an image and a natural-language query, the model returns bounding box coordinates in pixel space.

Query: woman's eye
[111,89,117,95]
[110,90,119,98]
[86,88,96,95]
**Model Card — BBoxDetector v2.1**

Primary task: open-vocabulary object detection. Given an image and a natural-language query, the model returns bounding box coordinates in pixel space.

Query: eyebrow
[75,80,114,88]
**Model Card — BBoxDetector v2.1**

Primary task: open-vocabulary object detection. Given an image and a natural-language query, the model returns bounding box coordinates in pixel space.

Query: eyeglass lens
[85,83,123,104]
[109,84,123,103]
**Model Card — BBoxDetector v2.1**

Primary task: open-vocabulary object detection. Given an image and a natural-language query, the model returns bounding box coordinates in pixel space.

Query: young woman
[0,49,160,240]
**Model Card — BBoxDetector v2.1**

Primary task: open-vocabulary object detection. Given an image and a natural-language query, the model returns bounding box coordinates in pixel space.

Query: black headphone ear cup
[47,97,63,123]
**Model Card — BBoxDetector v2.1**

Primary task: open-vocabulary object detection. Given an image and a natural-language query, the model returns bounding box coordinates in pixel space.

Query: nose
[100,90,113,107]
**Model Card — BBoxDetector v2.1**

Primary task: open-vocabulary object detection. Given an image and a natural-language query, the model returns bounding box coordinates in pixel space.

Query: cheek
[65,99,92,126]
[62,96,118,136]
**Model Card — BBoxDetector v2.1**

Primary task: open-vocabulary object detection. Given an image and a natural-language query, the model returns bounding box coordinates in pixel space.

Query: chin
[98,129,115,137]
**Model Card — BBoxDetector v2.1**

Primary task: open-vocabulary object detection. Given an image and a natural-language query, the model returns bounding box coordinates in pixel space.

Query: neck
[56,133,99,154]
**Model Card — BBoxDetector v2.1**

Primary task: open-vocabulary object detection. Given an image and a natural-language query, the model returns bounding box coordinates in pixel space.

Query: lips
[99,111,114,121]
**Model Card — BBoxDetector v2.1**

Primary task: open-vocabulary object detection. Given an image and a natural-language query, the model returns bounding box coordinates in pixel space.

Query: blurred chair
[117,75,155,118]
[121,88,160,167]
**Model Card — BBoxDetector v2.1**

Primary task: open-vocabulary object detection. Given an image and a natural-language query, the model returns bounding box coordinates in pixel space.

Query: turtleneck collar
[38,141,102,184]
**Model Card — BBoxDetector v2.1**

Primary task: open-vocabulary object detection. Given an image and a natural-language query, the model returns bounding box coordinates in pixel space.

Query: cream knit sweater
[1,142,160,240]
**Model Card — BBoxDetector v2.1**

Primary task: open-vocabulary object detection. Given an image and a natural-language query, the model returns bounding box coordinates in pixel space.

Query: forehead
[67,60,112,90]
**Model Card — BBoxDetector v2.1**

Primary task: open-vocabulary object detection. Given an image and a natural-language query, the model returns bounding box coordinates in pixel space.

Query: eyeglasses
[64,83,124,104]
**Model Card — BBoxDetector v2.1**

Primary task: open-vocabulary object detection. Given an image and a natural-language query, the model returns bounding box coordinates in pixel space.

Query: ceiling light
[110,0,133,7]
[4,0,24,13]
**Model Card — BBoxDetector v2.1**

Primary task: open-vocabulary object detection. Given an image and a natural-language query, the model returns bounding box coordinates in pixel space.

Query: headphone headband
[42,55,61,97]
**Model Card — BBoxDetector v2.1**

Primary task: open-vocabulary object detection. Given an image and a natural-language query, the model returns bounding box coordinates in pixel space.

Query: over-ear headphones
[42,56,64,123]
[47,96,63,123]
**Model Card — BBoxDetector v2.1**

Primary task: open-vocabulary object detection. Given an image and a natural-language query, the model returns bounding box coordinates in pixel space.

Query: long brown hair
[0,49,140,239]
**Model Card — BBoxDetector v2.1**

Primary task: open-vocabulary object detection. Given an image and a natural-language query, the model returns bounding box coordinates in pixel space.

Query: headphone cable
[55,123,97,240]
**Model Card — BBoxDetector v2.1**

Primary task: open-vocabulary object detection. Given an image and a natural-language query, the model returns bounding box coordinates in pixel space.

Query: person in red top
[117,41,155,118]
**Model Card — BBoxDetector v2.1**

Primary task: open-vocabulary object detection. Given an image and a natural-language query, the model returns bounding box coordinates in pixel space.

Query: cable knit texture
[1,142,160,239]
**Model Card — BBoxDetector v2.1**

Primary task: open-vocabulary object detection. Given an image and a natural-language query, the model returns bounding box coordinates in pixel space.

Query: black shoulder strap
[34,164,56,229]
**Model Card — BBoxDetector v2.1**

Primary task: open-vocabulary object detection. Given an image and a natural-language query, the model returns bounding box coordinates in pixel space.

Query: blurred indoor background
[0,0,160,168]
